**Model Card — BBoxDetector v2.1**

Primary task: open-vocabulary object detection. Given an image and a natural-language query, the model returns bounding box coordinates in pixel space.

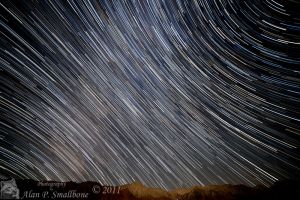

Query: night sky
[1,0,300,190]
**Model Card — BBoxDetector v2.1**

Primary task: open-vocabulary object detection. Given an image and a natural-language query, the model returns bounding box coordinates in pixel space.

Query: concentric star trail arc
[0,0,300,190]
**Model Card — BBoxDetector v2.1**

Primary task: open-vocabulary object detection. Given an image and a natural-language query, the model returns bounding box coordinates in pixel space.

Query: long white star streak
[0,0,299,189]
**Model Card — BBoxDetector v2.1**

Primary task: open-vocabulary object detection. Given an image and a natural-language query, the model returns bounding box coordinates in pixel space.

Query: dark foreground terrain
[1,179,299,200]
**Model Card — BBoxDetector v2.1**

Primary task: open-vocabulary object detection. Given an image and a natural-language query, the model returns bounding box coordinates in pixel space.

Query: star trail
[0,0,300,190]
